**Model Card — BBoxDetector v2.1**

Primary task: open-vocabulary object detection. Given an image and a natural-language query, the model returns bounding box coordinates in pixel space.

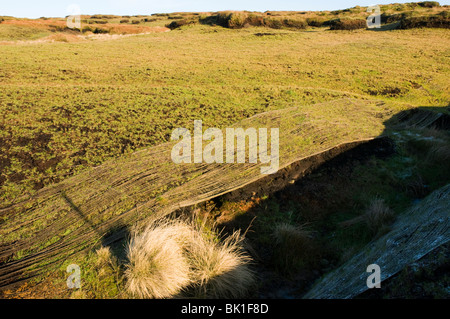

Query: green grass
[1,5,449,298]
[1,25,448,205]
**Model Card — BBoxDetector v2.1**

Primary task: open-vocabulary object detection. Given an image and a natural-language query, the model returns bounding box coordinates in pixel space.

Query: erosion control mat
[0,98,437,289]
[303,183,450,299]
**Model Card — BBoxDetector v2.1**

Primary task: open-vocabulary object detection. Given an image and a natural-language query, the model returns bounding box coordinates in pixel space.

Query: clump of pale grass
[95,246,116,277]
[364,198,395,234]
[93,246,125,297]
[271,223,318,275]
[339,198,396,236]
[124,218,255,299]
[96,246,114,266]
[125,220,193,299]
[187,229,255,299]
[273,223,312,246]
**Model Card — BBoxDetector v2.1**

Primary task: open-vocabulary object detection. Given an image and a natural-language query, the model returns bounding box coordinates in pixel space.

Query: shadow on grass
[185,106,450,298]
[61,191,130,262]
[367,22,401,31]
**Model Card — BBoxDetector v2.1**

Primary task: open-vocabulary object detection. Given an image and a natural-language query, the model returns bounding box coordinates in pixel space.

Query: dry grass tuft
[125,220,192,299]
[96,246,114,267]
[341,198,396,235]
[273,223,312,246]
[271,223,318,275]
[364,199,395,234]
[187,229,255,298]
[124,219,255,299]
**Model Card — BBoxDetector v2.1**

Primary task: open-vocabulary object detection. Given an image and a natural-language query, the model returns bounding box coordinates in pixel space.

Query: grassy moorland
[0,2,449,299]
[1,19,449,205]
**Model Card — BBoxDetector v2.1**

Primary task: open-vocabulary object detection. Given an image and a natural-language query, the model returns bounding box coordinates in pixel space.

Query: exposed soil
[218,137,395,204]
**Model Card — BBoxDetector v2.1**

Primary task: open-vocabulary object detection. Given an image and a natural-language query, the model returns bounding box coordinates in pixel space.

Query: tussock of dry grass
[125,221,192,299]
[340,198,395,235]
[273,223,312,246]
[124,219,255,299]
[96,246,113,266]
[271,223,318,274]
[187,230,255,298]
[364,199,395,234]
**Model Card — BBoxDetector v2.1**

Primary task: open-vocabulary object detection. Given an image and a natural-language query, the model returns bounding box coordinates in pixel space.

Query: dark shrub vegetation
[381,12,413,24]
[142,18,157,22]
[282,18,308,29]
[166,19,196,29]
[49,24,71,32]
[90,15,113,19]
[329,19,367,30]
[245,14,265,26]
[263,17,284,29]
[82,26,108,34]
[306,18,326,27]
[417,1,441,8]
[399,12,450,29]
[203,12,307,30]
[91,20,108,24]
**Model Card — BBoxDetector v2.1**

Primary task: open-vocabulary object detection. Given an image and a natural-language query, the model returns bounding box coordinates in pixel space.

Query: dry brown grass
[2,18,168,37]
[364,199,395,234]
[2,19,66,30]
[125,220,192,299]
[124,218,255,299]
[46,33,81,42]
[273,223,313,246]
[187,229,255,298]
[95,246,116,267]
[340,198,395,236]
[271,223,319,274]
[95,246,123,287]
[104,24,166,35]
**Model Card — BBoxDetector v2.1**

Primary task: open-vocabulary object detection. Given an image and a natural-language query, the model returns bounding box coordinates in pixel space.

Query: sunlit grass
[0,19,449,204]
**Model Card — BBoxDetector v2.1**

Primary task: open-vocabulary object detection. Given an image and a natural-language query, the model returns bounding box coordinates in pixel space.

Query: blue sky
[2,1,449,19]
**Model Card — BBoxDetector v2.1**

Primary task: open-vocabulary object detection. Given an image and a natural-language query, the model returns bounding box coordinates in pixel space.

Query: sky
[1,0,449,19]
